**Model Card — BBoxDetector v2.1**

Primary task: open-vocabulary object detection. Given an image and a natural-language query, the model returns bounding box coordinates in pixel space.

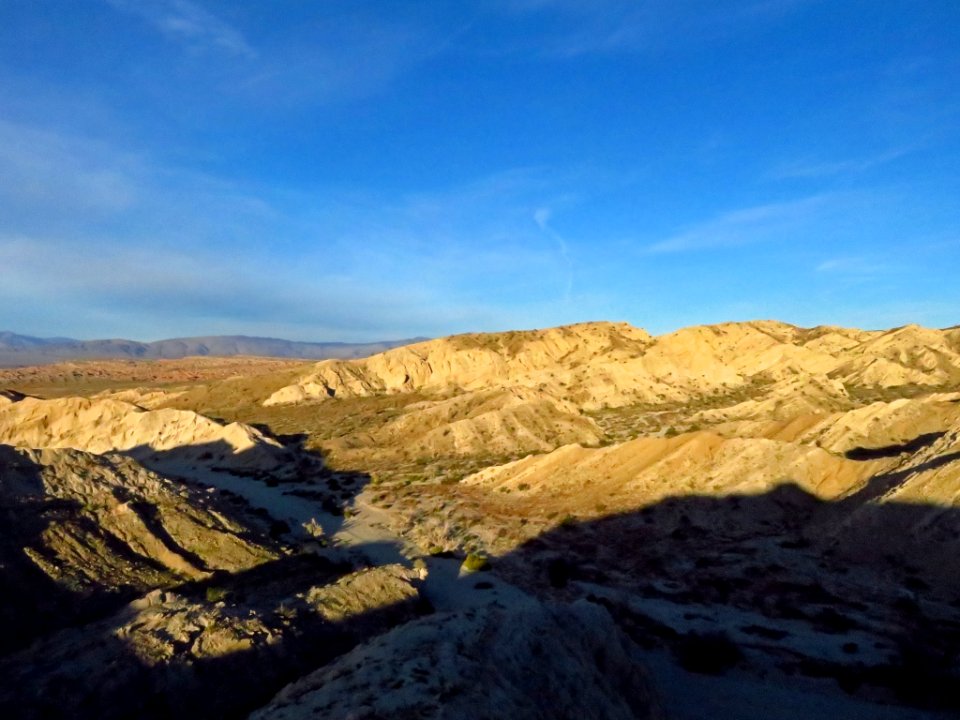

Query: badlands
[2,320,960,718]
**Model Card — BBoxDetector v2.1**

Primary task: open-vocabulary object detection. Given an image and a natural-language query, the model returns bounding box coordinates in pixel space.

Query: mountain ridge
[0,332,429,367]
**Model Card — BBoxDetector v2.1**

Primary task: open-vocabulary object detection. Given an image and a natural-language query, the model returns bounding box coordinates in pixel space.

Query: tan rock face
[0,395,289,472]
[264,321,659,408]
[462,432,884,512]
[304,564,421,622]
[260,321,960,546]
[326,386,603,464]
[264,320,960,410]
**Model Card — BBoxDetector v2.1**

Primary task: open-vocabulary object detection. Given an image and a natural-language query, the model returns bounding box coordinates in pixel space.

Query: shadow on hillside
[0,434,372,656]
[498,479,960,710]
[4,433,960,716]
[838,443,960,506]
[0,447,119,655]
[844,432,945,460]
[0,547,425,720]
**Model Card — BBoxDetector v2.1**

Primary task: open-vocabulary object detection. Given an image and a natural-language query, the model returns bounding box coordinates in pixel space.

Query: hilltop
[265,320,960,409]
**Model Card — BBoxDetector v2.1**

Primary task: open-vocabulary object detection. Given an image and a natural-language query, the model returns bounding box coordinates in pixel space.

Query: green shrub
[205,586,228,603]
[462,553,490,572]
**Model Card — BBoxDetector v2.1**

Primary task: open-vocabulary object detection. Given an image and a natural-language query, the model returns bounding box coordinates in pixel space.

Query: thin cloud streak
[491,0,813,58]
[105,0,256,58]
[0,112,591,340]
[771,146,915,180]
[644,194,834,254]
[815,256,889,277]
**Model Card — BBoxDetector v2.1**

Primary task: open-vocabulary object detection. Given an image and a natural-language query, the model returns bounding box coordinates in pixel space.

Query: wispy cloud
[101,2,440,109]
[645,194,834,254]
[0,111,591,339]
[771,146,914,180]
[490,0,812,58]
[0,232,466,339]
[0,119,142,227]
[105,0,256,58]
[815,256,889,276]
[233,17,429,107]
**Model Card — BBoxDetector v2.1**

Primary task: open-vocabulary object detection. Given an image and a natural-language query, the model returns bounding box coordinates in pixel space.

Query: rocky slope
[0,561,424,719]
[0,394,291,473]
[326,386,603,466]
[264,321,960,411]
[253,600,662,720]
[0,443,276,653]
[258,320,960,485]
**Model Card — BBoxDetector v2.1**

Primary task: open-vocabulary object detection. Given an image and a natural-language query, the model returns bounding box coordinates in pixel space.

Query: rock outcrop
[264,321,960,410]
[0,395,289,473]
[0,443,276,652]
[0,561,424,720]
[253,600,662,720]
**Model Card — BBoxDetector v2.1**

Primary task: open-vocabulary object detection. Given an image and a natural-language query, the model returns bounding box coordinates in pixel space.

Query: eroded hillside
[2,319,960,718]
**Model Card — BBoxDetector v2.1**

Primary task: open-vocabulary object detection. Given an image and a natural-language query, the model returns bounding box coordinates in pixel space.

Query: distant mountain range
[0,332,427,367]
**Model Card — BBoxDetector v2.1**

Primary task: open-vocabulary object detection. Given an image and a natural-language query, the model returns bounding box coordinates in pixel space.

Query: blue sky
[1,0,958,341]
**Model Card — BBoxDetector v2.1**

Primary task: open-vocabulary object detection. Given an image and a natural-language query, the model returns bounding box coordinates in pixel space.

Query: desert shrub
[205,586,228,603]
[302,518,325,538]
[462,553,490,572]
[673,631,743,675]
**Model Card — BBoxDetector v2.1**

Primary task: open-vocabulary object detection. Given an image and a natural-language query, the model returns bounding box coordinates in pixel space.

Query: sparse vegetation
[205,586,228,603]
[461,553,490,572]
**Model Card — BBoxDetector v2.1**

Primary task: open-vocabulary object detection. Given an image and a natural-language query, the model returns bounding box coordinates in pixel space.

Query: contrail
[534,207,573,302]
